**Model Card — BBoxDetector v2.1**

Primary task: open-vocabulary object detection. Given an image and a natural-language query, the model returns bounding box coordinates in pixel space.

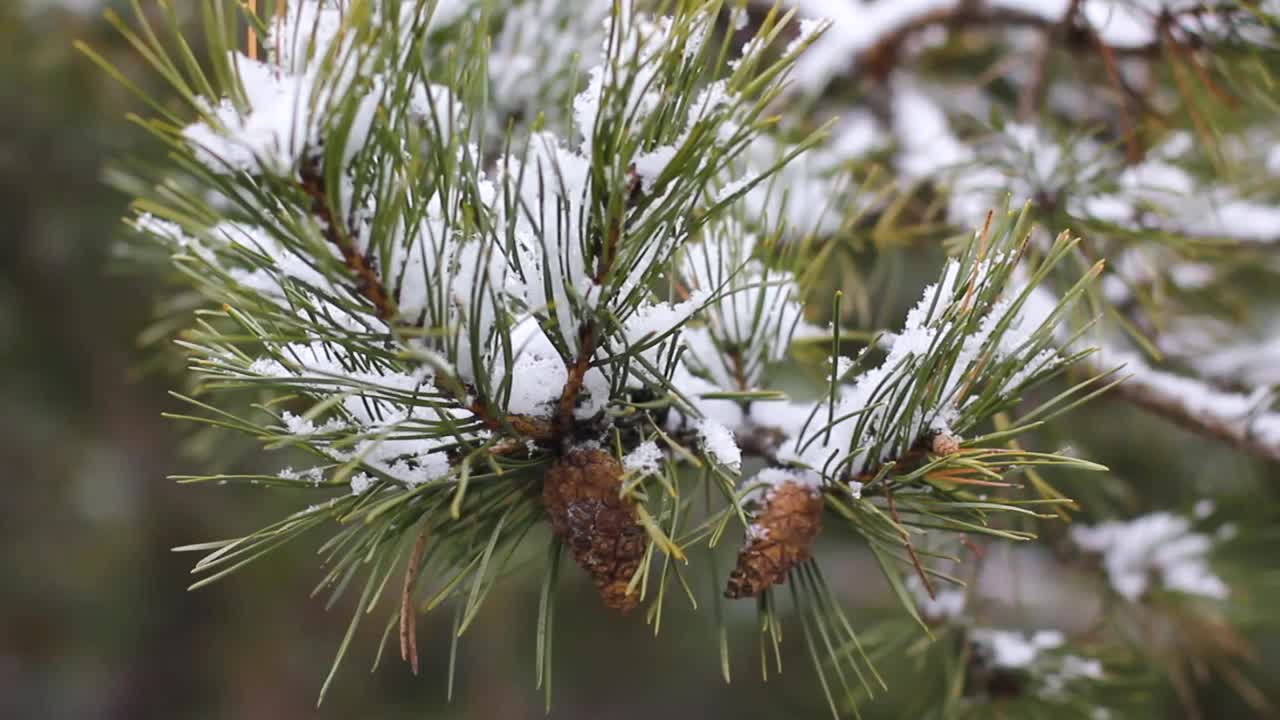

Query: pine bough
[93,0,1130,715]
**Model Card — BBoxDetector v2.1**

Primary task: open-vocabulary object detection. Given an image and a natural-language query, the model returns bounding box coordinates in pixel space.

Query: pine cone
[542,448,646,612]
[930,431,962,457]
[725,480,824,599]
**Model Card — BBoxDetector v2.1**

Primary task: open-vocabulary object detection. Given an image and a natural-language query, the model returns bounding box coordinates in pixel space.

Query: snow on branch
[1104,347,1280,463]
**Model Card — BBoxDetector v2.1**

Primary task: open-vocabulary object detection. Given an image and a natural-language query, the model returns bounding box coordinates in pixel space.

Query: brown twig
[1018,0,1083,121]
[1110,370,1280,464]
[289,121,560,470]
[246,1,259,60]
[298,159,398,320]
[467,399,557,443]
[555,213,624,438]
[554,323,599,438]
[399,521,430,675]
[854,5,1181,82]
[1167,15,1238,109]
[885,483,936,600]
[274,1,287,70]
[1161,16,1217,161]
[1095,30,1145,164]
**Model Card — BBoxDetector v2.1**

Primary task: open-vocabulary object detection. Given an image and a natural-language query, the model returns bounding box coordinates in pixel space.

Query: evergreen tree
[89,1,1280,717]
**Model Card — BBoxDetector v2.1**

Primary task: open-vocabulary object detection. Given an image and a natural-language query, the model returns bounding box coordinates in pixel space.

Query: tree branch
[299,159,398,321]
[855,4,1180,83]
[297,160,561,446]
[1095,351,1280,461]
[1107,357,1280,463]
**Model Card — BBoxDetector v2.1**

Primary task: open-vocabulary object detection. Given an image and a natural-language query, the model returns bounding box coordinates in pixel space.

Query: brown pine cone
[542,448,646,612]
[725,478,824,599]
[930,431,962,457]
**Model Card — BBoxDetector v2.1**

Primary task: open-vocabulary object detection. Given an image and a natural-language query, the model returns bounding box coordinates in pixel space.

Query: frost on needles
[109,0,1114,714]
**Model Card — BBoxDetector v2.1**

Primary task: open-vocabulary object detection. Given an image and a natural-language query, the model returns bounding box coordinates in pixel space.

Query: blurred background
[2,2,1278,719]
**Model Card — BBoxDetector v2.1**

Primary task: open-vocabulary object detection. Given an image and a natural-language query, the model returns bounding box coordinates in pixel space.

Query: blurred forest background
[2,1,1278,719]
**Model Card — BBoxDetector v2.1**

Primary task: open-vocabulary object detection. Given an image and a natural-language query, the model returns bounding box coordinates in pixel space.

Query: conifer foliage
[90,0,1280,717]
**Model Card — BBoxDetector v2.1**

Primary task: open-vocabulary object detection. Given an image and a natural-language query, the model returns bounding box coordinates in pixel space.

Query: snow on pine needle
[770,216,1102,489]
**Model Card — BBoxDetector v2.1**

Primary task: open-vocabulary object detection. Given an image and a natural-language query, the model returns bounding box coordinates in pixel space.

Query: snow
[737,135,857,238]
[501,319,568,417]
[1072,512,1229,601]
[632,146,678,192]
[697,418,742,471]
[623,441,665,475]
[1187,333,1280,389]
[409,452,451,487]
[184,0,390,174]
[350,472,375,495]
[487,0,611,130]
[1040,654,1105,700]
[907,574,967,620]
[280,410,345,436]
[133,214,190,247]
[183,55,322,175]
[784,0,953,94]
[1103,347,1280,459]
[571,10,673,152]
[775,254,1064,480]
[1073,143,1280,244]
[666,363,747,430]
[184,0,472,176]
[893,84,973,180]
[784,17,831,57]
[491,317,610,419]
[680,220,819,390]
[767,466,823,493]
[278,466,326,486]
[783,0,1239,96]
[623,294,709,353]
[241,340,485,489]
[970,628,1064,669]
[506,132,595,352]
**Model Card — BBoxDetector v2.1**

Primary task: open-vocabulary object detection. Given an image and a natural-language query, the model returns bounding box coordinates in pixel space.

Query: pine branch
[1107,355,1280,463]
[554,322,598,438]
[92,0,1280,715]
[299,157,397,321]
[853,3,1202,83]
